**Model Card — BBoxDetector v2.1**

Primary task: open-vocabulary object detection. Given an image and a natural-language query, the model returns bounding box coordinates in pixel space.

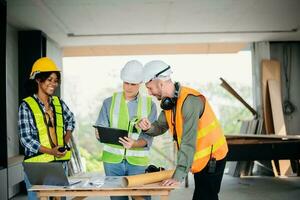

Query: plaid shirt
[18,94,75,157]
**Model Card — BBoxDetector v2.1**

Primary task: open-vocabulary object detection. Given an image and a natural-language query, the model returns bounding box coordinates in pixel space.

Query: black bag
[145,165,165,173]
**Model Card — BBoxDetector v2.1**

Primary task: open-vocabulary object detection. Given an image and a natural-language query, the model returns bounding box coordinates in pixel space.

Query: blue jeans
[24,172,38,200]
[104,160,151,200]
[24,162,68,200]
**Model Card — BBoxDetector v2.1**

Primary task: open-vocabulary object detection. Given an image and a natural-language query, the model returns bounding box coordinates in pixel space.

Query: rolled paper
[122,170,175,187]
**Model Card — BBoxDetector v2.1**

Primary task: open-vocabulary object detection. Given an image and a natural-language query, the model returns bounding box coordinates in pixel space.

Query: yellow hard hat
[30,57,60,79]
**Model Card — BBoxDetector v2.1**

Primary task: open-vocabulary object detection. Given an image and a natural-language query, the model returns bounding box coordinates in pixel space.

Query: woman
[18,57,75,200]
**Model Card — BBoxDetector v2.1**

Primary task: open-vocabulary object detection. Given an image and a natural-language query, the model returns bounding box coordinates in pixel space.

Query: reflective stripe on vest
[111,93,123,128]
[194,135,227,161]
[126,149,149,157]
[139,96,148,119]
[52,96,72,161]
[164,86,228,173]
[23,96,71,162]
[103,144,125,155]
[197,119,219,139]
[102,92,151,166]
[103,144,149,157]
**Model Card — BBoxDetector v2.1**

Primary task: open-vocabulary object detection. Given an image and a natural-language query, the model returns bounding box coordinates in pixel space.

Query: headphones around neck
[160,82,180,110]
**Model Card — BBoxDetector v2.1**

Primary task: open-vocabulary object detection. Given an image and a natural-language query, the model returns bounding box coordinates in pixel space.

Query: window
[63,51,252,172]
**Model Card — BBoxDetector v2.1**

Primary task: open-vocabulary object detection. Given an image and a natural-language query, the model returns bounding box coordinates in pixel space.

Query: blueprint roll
[122,170,175,187]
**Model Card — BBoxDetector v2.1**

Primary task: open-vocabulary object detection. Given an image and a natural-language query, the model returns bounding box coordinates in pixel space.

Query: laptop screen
[23,162,70,186]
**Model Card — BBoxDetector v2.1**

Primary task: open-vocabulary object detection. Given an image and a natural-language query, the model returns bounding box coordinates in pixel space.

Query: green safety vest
[23,96,71,162]
[102,92,152,166]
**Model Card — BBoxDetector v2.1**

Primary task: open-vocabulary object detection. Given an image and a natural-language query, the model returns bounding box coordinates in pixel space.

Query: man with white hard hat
[95,60,157,200]
[137,60,228,200]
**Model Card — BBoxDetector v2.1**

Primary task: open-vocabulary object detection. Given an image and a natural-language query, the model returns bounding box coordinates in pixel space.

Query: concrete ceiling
[7,0,300,47]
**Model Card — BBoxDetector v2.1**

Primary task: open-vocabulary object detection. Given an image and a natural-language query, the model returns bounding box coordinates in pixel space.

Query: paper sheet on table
[122,170,175,187]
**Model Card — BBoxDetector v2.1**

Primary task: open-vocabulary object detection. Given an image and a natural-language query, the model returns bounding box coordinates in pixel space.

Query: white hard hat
[143,60,172,83]
[120,60,143,84]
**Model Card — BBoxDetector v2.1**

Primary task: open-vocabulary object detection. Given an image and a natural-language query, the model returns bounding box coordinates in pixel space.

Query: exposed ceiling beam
[63,43,247,57]
[68,28,298,38]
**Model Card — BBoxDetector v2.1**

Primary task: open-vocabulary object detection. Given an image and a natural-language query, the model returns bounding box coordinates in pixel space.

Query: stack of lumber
[221,58,300,177]
[220,78,261,176]
[226,118,265,177]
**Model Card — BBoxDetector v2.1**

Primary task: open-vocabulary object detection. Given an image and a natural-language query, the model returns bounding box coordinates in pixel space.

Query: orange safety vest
[164,86,228,173]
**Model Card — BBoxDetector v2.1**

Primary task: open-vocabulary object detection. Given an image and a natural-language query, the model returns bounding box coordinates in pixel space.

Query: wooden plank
[268,80,287,135]
[248,120,258,134]
[231,120,255,177]
[256,118,264,135]
[261,59,281,134]
[32,175,177,200]
[240,120,252,176]
[37,189,171,197]
[226,121,249,176]
[31,182,177,191]
[220,78,257,116]
[261,59,281,176]
[268,80,292,176]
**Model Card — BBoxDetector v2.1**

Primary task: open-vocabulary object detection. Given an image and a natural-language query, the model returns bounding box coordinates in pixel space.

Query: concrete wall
[270,42,300,135]
[251,42,270,119]
[251,42,300,135]
[47,38,63,68]
[6,24,22,198]
[47,38,63,96]
[6,24,19,158]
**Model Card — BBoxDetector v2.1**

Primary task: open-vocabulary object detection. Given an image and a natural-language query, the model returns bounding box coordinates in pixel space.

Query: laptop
[23,162,81,186]
[93,125,128,145]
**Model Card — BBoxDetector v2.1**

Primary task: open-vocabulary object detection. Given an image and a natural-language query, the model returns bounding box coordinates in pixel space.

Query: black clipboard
[93,125,128,145]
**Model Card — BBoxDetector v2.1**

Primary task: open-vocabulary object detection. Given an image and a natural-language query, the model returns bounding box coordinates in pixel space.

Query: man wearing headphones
[137,60,228,200]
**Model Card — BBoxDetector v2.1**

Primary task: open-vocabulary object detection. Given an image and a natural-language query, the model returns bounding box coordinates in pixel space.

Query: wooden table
[30,176,178,200]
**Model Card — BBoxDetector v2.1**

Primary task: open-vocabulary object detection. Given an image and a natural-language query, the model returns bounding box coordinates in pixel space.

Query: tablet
[93,125,128,145]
